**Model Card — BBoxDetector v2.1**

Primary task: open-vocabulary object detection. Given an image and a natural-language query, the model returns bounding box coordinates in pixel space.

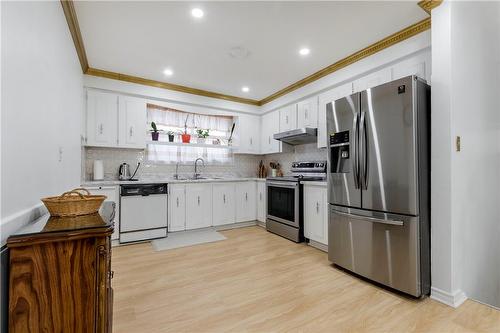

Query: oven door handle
[266,181,298,188]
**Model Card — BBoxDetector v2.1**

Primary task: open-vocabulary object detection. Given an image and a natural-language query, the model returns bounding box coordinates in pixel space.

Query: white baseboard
[214,221,257,231]
[308,240,328,252]
[256,221,266,228]
[430,287,467,308]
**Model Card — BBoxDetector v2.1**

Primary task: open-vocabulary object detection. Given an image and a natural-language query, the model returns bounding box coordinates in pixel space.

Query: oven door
[266,181,299,228]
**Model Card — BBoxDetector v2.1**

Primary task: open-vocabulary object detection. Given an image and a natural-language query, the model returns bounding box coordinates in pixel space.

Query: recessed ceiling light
[242,86,250,93]
[163,68,173,76]
[191,8,204,18]
[299,48,310,56]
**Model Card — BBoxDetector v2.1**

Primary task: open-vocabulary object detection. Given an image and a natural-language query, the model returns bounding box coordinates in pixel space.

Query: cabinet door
[317,82,353,148]
[169,184,186,231]
[304,186,327,245]
[118,96,147,149]
[236,115,260,154]
[212,183,236,226]
[352,67,392,93]
[86,91,118,147]
[261,110,281,154]
[86,186,120,240]
[256,182,267,223]
[236,182,256,222]
[185,184,212,230]
[279,104,297,132]
[391,56,428,82]
[297,97,318,128]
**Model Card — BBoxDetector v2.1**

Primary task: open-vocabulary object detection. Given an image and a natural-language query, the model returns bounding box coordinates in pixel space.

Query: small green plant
[166,130,175,135]
[196,129,210,138]
[150,122,163,133]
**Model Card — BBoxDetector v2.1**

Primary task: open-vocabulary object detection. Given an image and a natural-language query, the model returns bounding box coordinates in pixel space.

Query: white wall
[0,1,84,244]
[431,1,500,308]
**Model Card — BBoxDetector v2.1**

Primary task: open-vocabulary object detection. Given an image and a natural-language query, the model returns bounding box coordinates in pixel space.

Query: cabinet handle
[99,124,103,134]
[286,115,289,124]
[305,109,308,119]
[109,271,114,280]
[250,138,253,145]
[268,136,271,144]
[245,192,248,201]
[316,202,319,213]
[176,197,179,207]
[259,193,262,201]
[129,126,133,137]
[223,194,226,203]
[197,196,200,205]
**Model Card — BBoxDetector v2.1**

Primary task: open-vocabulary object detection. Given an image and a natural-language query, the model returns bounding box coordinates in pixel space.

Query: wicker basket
[41,188,107,217]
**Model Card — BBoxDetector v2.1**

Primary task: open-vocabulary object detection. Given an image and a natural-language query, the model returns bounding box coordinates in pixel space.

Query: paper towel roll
[93,160,104,180]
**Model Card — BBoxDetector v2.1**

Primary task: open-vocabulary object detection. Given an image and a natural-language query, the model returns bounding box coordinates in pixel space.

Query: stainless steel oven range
[266,161,326,242]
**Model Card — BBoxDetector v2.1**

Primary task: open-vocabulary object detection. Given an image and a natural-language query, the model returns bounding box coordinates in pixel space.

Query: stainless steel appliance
[120,183,168,243]
[118,162,140,181]
[326,75,430,297]
[266,161,326,242]
[274,128,318,145]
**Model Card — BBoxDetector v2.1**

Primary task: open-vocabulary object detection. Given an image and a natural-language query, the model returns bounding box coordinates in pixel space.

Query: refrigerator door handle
[360,111,368,190]
[332,209,404,226]
[352,113,360,189]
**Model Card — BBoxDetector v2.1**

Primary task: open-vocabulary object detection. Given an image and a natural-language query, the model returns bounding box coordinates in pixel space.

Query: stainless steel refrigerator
[326,75,430,297]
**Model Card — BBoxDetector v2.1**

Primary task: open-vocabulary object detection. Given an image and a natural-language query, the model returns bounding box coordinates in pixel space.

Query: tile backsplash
[83,143,327,181]
[84,147,264,181]
[263,143,327,174]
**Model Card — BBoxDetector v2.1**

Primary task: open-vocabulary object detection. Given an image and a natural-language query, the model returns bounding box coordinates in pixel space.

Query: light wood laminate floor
[112,226,500,332]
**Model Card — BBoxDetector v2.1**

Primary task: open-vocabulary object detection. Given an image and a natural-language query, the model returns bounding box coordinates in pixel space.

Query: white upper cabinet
[212,183,236,226]
[118,96,147,149]
[235,181,256,222]
[235,114,260,154]
[391,56,429,83]
[260,110,281,154]
[317,82,353,148]
[256,181,267,223]
[304,185,328,246]
[297,97,318,128]
[169,184,186,232]
[86,90,118,147]
[353,67,392,93]
[279,104,297,132]
[185,183,213,230]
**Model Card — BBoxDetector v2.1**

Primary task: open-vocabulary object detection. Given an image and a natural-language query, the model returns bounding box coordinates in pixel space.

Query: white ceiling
[75,1,427,100]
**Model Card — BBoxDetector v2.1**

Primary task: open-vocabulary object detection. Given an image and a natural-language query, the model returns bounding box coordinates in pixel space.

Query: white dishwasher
[120,183,168,243]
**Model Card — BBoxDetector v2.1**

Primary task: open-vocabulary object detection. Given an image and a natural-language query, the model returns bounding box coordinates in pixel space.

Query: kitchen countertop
[301,181,327,186]
[82,177,267,187]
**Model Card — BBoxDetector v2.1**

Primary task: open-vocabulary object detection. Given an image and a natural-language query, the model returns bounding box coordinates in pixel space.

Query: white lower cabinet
[169,184,186,231]
[256,181,267,223]
[212,183,236,226]
[235,181,257,222]
[185,183,213,230]
[86,186,120,240]
[304,185,328,246]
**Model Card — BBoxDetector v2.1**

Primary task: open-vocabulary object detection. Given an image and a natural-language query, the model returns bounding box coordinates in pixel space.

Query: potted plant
[150,121,163,141]
[167,131,175,142]
[181,115,191,143]
[196,129,209,144]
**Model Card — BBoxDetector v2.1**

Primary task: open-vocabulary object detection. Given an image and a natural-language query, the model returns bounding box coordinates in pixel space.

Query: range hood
[273,128,318,145]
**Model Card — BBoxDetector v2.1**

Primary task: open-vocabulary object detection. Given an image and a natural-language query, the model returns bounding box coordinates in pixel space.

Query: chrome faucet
[194,158,205,179]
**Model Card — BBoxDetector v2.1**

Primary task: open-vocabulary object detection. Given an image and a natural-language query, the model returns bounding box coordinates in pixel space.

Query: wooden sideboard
[7,202,115,333]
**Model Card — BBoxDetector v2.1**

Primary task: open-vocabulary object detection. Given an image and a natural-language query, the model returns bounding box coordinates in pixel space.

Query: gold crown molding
[62,1,431,107]
[259,17,431,105]
[418,0,443,15]
[60,0,88,73]
[85,68,261,106]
